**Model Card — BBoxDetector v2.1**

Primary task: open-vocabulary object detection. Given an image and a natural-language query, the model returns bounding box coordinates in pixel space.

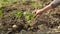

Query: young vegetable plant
[15,10,34,24]
[0,10,3,17]
[15,10,22,18]
[3,0,9,2]
[0,3,2,8]
[31,2,38,9]
[31,0,44,9]
[3,0,9,4]
[23,12,34,24]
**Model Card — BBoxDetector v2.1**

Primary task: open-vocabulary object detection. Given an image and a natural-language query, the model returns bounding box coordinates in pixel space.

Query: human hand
[32,9,44,17]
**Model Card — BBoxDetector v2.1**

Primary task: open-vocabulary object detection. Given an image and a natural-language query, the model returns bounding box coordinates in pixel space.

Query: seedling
[31,2,38,9]
[0,3,2,8]
[15,10,22,18]
[0,10,3,17]
[23,12,34,23]
[3,0,9,2]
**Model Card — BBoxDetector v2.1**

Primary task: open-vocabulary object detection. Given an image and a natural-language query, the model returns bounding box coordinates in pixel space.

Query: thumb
[34,13,39,17]
[32,10,37,14]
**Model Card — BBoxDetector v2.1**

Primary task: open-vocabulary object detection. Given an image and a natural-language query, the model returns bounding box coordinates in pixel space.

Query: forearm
[42,4,52,12]
[40,0,60,13]
[39,3,53,14]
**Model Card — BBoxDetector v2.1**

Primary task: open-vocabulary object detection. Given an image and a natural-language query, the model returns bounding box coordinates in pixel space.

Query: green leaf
[3,0,9,4]
[23,12,34,23]
[0,10,3,17]
[3,0,9,2]
[27,20,31,23]
[0,3,2,8]
[15,10,22,18]
[31,2,38,9]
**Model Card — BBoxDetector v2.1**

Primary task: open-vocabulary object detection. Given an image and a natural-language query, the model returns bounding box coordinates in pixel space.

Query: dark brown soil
[0,0,60,34]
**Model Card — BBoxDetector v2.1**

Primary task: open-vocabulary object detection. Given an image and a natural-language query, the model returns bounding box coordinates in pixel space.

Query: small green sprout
[3,0,9,2]
[0,10,3,17]
[31,2,38,9]
[0,3,2,8]
[15,10,22,18]
[3,0,9,4]
[23,12,34,23]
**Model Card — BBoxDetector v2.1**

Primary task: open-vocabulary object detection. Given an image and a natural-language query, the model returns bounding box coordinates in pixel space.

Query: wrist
[42,4,52,12]
[38,9,44,14]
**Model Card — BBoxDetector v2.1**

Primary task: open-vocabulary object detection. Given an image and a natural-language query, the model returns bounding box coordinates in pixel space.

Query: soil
[0,0,60,34]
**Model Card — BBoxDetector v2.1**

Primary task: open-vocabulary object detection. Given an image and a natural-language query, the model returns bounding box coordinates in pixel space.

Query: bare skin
[32,3,53,17]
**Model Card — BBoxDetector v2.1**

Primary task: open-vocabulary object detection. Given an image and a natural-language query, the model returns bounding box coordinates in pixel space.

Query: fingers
[34,12,40,17]
[32,10,37,14]
[32,10,38,17]
[32,10,41,17]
